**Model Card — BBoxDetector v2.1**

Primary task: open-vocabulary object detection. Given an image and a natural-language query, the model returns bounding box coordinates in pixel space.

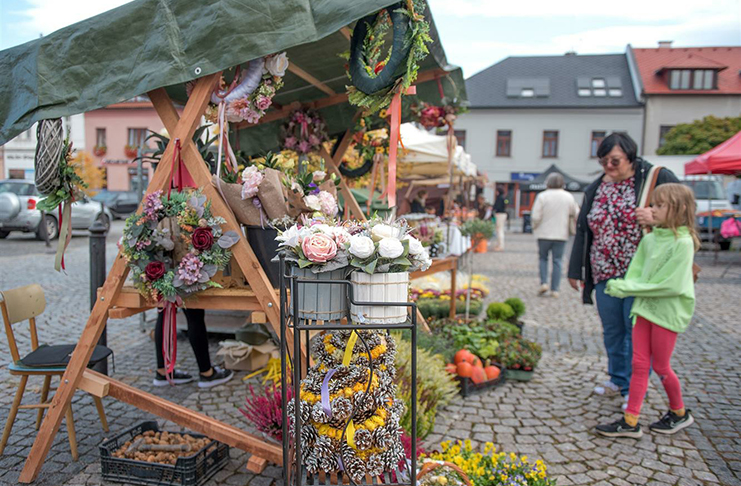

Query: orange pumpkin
[445,363,458,374]
[456,362,473,378]
[471,366,486,384]
[484,365,501,380]
[454,349,474,365]
[472,357,483,369]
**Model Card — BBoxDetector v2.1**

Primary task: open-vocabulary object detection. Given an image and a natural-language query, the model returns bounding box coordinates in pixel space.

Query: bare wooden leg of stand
[449,264,458,319]
[246,455,268,473]
[36,376,51,430]
[0,375,28,454]
[64,406,78,461]
[93,397,108,432]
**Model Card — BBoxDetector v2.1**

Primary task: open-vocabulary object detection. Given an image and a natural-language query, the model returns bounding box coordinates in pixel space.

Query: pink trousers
[625,316,684,416]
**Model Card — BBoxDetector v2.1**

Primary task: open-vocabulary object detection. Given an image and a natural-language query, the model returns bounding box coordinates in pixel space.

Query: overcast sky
[1,0,740,78]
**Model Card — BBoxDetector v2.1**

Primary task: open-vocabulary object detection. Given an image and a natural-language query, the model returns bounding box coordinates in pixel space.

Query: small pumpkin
[454,349,474,365]
[471,366,486,385]
[472,357,483,369]
[484,365,501,381]
[445,363,458,374]
[456,362,473,378]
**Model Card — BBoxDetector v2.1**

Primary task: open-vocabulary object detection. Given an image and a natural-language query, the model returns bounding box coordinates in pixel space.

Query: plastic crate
[100,421,229,486]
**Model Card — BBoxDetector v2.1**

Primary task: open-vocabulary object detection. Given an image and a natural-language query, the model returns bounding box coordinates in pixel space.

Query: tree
[73,151,106,196]
[657,115,741,155]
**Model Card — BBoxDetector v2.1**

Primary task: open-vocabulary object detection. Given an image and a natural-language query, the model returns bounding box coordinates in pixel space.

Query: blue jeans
[537,239,566,291]
[594,280,634,396]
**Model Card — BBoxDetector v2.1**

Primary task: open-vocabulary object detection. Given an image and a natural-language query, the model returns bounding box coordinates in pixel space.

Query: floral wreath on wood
[340,116,390,179]
[345,0,432,114]
[280,109,329,154]
[187,52,288,125]
[122,190,240,303]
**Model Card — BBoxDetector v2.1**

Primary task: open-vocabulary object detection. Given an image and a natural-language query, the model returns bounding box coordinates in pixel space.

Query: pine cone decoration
[314,434,335,461]
[320,454,339,473]
[311,402,329,424]
[354,428,373,450]
[331,397,353,422]
[341,444,367,483]
[301,424,318,448]
[304,450,320,475]
[366,453,385,477]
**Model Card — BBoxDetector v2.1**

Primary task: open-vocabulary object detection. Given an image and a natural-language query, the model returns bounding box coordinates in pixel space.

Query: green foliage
[656,115,741,155]
[459,218,496,239]
[417,299,482,320]
[393,332,458,439]
[486,302,515,322]
[496,336,542,370]
[504,297,526,318]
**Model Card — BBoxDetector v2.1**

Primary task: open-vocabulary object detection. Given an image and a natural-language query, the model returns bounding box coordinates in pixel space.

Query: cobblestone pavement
[0,228,739,486]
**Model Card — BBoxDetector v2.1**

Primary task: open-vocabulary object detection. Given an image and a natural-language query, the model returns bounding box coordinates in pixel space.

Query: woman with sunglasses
[567,132,678,405]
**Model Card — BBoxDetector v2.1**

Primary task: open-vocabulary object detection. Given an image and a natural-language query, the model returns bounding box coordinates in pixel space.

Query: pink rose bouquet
[301,233,337,263]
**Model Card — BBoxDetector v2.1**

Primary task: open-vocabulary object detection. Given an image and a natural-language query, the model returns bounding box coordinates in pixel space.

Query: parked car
[680,175,734,250]
[0,179,113,240]
[92,190,139,219]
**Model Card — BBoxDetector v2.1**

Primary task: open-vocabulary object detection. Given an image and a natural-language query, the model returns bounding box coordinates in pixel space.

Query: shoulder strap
[638,166,663,208]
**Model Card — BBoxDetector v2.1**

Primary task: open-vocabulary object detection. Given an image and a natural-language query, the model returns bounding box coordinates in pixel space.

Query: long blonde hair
[651,183,701,251]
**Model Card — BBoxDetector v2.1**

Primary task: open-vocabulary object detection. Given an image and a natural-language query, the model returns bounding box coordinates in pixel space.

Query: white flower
[264,52,289,77]
[304,194,321,211]
[348,235,375,259]
[331,227,351,246]
[312,170,326,182]
[310,223,331,235]
[318,191,338,217]
[403,235,424,255]
[276,225,301,248]
[371,223,400,241]
[378,238,404,259]
[418,254,432,271]
[291,181,303,195]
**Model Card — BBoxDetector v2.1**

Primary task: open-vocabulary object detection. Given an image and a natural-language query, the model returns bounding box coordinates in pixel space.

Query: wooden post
[19,73,223,483]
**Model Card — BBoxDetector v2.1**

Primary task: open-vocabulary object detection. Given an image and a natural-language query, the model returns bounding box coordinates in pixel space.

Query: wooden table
[411,255,459,319]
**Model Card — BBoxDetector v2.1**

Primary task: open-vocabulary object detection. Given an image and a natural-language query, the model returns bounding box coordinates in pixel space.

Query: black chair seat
[19,344,112,368]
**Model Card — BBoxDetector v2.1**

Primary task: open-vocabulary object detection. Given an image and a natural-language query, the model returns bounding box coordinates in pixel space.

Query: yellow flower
[521,455,528,463]
[464,439,472,451]
[379,109,388,119]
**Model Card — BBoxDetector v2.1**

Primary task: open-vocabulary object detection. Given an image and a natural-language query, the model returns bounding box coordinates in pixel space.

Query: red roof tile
[632,46,741,95]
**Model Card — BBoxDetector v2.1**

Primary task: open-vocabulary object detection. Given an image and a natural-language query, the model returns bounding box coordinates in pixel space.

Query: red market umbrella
[685,130,741,175]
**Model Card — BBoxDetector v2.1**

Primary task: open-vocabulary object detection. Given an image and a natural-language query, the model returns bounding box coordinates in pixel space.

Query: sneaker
[153,369,195,386]
[551,291,559,298]
[594,380,621,396]
[538,284,549,295]
[595,418,643,439]
[198,366,234,389]
[649,410,694,435]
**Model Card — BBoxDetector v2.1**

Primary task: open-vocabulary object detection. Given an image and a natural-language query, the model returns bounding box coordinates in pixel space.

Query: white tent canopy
[398,123,477,178]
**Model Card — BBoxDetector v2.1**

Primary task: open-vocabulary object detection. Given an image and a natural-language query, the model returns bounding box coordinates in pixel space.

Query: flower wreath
[339,116,390,179]
[346,0,432,114]
[187,52,288,125]
[122,190,240,303]
[280,109,329,154]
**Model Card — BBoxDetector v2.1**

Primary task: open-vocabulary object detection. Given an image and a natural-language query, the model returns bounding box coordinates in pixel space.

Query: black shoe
[595,418,643,439]
[649,410,694,435]
[198,366,234,389]
[153,369,195,386]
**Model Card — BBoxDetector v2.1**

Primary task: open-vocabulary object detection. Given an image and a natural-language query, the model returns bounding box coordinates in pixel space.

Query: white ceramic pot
[290,267,348,322]
[350,271,409,324]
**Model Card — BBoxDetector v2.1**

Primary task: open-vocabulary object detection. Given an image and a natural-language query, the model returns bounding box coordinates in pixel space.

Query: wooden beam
[409,256,458,280]
[19,73,223,484]
[86,370,283,464]
[340,27,352,41]
[235,67,452,130]
[78,370,110,398]
[108,306,150,320]
[287,63,336,96]
[106,286,275,312]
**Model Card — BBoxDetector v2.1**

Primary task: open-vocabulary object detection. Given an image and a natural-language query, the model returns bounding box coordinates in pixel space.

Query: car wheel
[0,230,9,239]
[37,215,59,240]
[96,213,111,231]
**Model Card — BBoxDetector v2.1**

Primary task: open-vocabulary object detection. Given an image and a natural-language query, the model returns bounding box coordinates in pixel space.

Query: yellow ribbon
[342,331,358,367]
[346,420,356,449]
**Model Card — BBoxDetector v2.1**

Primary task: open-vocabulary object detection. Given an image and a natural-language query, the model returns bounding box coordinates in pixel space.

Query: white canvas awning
[398,123,478,179]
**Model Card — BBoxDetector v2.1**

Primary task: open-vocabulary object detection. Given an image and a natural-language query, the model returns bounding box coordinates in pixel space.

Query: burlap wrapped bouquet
[212,168,288,226]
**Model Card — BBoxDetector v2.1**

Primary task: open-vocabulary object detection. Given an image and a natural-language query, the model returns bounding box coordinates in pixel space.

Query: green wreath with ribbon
[346,0,432,114]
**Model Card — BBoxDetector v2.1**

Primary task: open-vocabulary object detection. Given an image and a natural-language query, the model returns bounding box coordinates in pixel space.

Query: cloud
[428,0,740,22]
[17,0,133,37]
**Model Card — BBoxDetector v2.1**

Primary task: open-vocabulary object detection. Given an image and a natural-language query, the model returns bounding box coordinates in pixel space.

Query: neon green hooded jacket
[606,227,695,333]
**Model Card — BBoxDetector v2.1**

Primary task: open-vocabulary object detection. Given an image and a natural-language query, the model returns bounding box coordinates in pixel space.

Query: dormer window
[593,89,607,97]
[591,78,606,88]
[520,88,535,97]
[669,69,716,90]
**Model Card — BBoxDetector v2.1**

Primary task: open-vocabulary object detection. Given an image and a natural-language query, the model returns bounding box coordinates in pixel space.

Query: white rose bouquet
[346,217,432,274]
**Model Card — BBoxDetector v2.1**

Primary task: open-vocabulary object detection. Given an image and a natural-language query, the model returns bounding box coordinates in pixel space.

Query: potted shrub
[497,336,542,381]
[93,145,107,157]
[487,297,527,331]
[276,220,352,321]
[460,218,495,253]
[347,217,432,324]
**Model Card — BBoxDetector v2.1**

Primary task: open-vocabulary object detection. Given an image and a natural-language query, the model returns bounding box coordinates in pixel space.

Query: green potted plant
[459,218,495,253]
[497,336,542,381]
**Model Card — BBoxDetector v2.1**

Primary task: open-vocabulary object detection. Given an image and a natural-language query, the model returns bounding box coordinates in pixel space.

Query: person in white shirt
[531,173,580,297]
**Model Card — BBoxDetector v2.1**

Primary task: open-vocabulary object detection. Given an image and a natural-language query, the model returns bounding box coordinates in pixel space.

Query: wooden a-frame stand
[19,73,294,483]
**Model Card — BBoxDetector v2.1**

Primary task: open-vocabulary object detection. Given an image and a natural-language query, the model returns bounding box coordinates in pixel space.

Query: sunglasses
[599,157,626,167]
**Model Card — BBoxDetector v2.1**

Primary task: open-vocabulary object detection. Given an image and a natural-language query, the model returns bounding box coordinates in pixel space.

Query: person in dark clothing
[493,188,508,251]
[567,132,678,402]
[153,308,234,388]
[410,190,427,214]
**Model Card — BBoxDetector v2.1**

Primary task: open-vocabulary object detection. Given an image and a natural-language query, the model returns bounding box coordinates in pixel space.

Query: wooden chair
[0,284,109,460]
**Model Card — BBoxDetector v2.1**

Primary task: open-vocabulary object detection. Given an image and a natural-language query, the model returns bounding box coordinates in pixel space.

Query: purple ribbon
[337,455,344,471]
[252,198,266,228]
[321,368,336,418]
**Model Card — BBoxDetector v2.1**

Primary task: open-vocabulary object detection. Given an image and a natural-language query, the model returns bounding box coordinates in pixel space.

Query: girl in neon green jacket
[596,183,699,439]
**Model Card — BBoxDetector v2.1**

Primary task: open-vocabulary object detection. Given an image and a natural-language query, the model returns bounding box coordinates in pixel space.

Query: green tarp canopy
[0,0,466,154]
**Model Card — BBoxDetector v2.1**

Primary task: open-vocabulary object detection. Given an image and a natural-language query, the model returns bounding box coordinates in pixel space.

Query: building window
[127,128,148,147]
[591,78,606,88]
[96,128,106,147]
[542,131,558,158]
[608,88,622,97]
[659,125,675,148]
[520,88,535,97]
[669,69,716,90]
[591,131,607,158]
[454,130,466,150]
[496,130,512,157]
[577,88,591,97]
[593,89,607,97]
